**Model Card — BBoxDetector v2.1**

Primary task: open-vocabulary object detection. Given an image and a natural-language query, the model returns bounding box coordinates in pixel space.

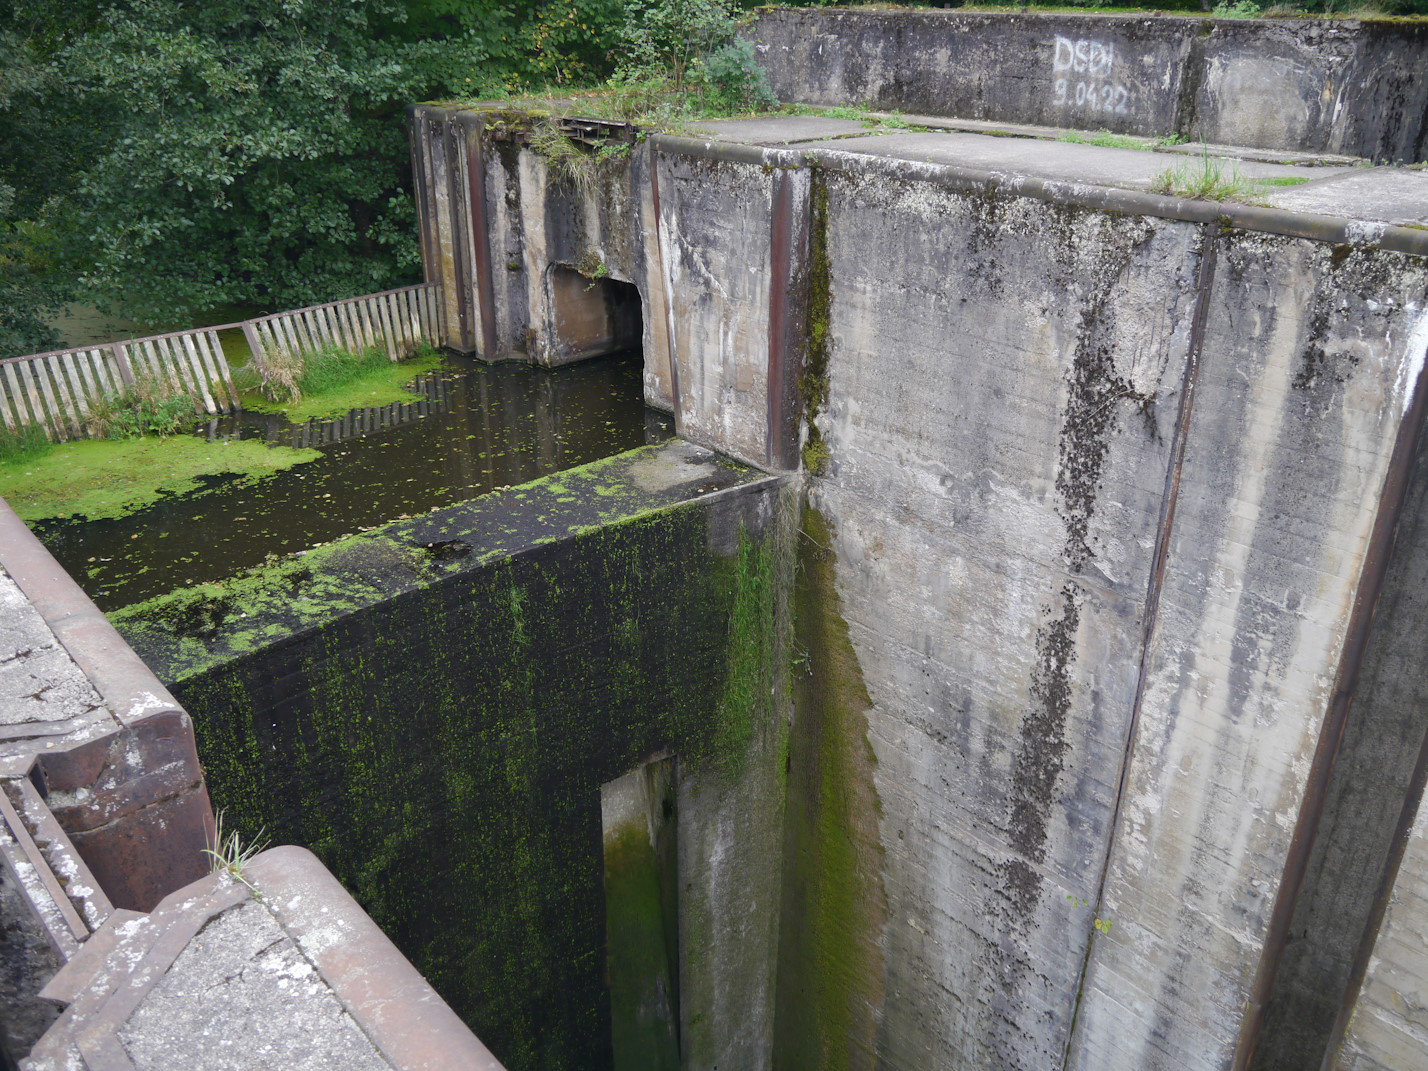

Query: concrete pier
[410,97,1428,1071]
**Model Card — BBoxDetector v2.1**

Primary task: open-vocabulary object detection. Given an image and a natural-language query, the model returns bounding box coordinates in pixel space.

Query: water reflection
[36,352,672,611]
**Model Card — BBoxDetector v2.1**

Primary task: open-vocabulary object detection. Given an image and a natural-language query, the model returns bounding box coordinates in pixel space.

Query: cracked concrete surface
[115,899,392,1071]
[0,569,103,726]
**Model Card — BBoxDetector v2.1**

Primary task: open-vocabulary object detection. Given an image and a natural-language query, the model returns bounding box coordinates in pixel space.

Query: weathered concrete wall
[748,149,1428,1071]
[112,443,793,1071]
[746,10,1428,161]
[1067,236,1428,1071]
[1334,796,1428,1070]
[1251,285,1428,1069]
[653,144,807,472]
[409,107,678,402]
[803,167,1203,1071]
[404,108,1428,1071]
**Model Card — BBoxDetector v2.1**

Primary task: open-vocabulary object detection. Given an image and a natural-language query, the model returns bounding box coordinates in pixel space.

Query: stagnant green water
[36,351,670,611]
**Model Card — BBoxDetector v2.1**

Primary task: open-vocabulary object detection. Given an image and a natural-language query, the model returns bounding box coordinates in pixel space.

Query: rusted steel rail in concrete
[0,282,444,443]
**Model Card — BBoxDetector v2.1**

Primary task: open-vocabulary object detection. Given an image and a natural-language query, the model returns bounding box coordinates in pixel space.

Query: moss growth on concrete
[0,436,321,521]
[773,506,887,1071]
[604,823,681,1071]
[111,440,789,1071]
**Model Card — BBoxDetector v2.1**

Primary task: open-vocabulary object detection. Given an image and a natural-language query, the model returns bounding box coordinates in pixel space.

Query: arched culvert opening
[548,265,643,365]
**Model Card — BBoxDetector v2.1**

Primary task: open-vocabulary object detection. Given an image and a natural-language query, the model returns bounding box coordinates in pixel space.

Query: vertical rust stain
[1233,289,1428,1071]
[1064,222,1221,1063]
[767,170,797,471]
[407,106,439,290]
[441,118,473,352]
[462,114,499,359]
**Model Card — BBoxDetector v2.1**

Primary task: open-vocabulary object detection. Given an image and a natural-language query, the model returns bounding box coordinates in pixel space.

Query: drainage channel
[31,351,671,612]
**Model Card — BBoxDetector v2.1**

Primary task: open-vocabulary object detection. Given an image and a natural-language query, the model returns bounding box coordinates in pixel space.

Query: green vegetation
[204,808,270,896]
[0,434,319,521]
[1150,147,1315,201]
[237,342,444,421]
[83,375,198,441]
[1061,129,1155,150]
[0,421,51,464]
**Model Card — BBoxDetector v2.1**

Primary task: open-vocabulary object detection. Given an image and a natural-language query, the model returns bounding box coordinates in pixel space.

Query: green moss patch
[240,352,444,422]
[112,439,791,1071]
[0,436,320,522]
[773,506,887,1071]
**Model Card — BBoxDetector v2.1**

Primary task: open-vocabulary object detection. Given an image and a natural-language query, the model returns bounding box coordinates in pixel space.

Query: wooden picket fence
[0,282,444,443]
[243,284,443,371]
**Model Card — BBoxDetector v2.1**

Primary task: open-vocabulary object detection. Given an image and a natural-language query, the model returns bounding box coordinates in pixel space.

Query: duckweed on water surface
[0,436,320,522]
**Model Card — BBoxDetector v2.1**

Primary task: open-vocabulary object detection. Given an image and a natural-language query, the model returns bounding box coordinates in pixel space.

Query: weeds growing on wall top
[205,808,269,897]
[1150,149,1264,202]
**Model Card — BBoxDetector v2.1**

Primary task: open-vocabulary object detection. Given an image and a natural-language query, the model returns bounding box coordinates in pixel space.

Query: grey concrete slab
[682,115,871,145]
[0,571,103,726]
[802,129,1352,188]
[116,899,392,1071]
[1264,167,1428,225]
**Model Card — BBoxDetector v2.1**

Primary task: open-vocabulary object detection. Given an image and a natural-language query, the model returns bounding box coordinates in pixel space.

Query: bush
[701,39,777,111]
[85,375,199,440]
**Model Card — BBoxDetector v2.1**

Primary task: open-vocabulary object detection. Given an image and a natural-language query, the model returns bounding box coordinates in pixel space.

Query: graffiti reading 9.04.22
[1051,36,1129,116]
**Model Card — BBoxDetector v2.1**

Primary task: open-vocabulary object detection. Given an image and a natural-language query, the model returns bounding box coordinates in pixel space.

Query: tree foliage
[0,0,778,354]
[0,0,638,349]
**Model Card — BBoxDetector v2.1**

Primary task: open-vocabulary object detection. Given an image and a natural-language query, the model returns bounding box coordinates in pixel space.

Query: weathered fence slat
[76,351,102,408]
[179,335,216,414]
[3,364,30,430]
[33,359,67,440]
[2,282,437,438]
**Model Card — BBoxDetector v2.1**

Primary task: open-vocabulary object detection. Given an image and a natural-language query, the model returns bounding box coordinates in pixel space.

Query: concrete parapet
[0,500,213,919]
[23,845,503,1071]
[745,9,1428,162]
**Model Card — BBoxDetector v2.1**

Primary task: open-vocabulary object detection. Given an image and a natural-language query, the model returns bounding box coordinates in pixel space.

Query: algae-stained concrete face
[807,166,1203,1069]
[745,10,1428,160]
[1067,237,1428,1071]
[112,441,792,1071]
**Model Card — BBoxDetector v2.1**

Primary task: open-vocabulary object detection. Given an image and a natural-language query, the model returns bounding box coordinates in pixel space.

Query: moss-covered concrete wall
[112,441,792,1071]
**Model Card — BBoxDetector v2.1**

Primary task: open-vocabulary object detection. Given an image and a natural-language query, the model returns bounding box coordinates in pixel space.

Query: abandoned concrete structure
[6,9,1428,1071]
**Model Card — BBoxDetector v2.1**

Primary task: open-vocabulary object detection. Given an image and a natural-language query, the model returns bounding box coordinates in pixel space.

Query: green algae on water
[240,353,445,422]
[0,436,321,522]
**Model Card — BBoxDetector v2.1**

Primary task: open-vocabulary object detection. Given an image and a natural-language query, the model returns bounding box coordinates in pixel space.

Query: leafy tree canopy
[0,0,628,351]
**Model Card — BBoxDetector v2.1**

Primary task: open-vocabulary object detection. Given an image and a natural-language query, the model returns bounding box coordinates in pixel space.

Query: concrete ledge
[746,8,1428,161]
[651,131,1428,257]
[24,847,504,1070]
